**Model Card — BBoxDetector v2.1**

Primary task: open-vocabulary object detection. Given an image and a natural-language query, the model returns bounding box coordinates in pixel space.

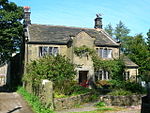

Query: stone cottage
[23,7,138,83]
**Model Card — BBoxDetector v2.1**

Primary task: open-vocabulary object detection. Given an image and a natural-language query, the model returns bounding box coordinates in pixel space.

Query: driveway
[0,92,34,113]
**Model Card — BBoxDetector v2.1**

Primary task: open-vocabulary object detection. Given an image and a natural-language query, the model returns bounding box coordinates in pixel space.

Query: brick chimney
[23,6,31,26]
[94,14,102,29]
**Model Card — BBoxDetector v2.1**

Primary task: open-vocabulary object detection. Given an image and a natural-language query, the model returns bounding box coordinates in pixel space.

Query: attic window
[97,48,112,58]
[39,46,59,57]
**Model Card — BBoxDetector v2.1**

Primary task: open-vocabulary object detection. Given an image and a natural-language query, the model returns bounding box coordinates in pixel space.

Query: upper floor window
[39,46,59,57]
[96,48,112,58]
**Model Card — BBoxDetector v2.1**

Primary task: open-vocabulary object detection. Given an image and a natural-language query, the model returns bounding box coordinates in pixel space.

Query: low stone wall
[54,93,92,110]
[99,95,143,106]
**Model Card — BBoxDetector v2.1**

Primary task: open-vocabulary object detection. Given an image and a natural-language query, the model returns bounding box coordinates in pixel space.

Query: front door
[79,71,88,83]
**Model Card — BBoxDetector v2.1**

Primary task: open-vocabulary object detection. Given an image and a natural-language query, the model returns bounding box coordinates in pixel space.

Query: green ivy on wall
[74,45,125,81]
[74,45,95,57]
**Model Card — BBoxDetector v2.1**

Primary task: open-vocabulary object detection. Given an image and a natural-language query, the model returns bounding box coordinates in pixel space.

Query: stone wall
[54,93,92,110]
[99,95,142,106]
[54,94,143,111]
[24,79,54,109]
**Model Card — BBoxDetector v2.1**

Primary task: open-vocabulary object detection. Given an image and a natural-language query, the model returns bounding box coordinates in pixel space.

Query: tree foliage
[123,34,150,80]
[147,29,150,51]
[104,21,130,42]
[114,21,130,41]
[23,55,76,87]
[0,0,24,64]
[104,23,113,37]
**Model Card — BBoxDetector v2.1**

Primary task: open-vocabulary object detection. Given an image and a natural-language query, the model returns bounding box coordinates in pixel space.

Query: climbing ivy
[74,45,125,81]
[74,45,95,57]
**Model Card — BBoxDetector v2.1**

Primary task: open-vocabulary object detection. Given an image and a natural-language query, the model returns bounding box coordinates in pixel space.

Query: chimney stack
[23,6,31,26]
[94,14,102,29]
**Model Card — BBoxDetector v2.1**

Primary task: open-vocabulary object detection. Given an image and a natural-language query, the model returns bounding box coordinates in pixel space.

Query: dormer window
[96,48,112,58]
[39,46,59,57]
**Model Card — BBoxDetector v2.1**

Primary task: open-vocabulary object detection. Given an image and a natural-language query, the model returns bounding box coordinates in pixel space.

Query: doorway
[79,71,88,83]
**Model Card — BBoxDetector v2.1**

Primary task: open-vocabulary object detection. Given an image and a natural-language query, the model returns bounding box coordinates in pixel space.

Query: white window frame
[95,70,110,81]
[96,48,112,58]
[39,46,59,57]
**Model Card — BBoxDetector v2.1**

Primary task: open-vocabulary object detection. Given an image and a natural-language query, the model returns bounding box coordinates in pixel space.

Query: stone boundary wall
[54,93,92,110]
[54,94,143,111]
[99,95,143,106]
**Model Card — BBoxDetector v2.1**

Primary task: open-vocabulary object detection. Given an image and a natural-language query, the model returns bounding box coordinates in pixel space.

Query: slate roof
[123,56,138,68]
[27,24,119,46]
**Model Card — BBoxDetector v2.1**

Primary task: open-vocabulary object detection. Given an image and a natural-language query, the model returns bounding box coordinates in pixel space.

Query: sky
[10,0,150,37]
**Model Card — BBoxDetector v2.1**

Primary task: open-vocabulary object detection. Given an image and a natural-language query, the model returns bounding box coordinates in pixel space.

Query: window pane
[103,49,107,58]
[107,49,112,58]
[40,47,48,56]
[39,47,42,57]
[53,47,58,56]
[99,70,102,80]
[96,48,99,56]
[49,47,53,55]
[100,48,103,58]
[104,71,106,79]
[95,71,98,81]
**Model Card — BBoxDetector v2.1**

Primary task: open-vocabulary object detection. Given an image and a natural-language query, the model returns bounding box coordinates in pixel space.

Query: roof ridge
[31,23,95,30]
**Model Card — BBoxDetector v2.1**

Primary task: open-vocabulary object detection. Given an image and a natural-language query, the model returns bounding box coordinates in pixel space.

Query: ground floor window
[95,70,110,81]
[124,71,130,80]
[39,46,59,57]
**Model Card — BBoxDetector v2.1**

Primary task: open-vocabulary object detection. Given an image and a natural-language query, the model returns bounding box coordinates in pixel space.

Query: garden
[21,49,146,113]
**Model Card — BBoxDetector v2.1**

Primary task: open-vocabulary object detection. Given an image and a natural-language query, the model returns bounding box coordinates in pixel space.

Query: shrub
[108,80,124,89]
[96,80,111,89]
[108,89,132,96]
[124,81,146,94]
[96,101,106,107]
[23,55,76,88]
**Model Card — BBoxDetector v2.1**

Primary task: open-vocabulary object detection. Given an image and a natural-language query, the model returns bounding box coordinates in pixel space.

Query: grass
[17,87,54,113]
[70,106,124,113]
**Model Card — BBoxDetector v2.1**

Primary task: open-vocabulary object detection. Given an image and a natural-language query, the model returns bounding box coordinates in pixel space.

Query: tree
[104,23,114,37]
[114,21,130,41]
[147,29,150,51]
[124,34,150,76]
[0,0,24,64]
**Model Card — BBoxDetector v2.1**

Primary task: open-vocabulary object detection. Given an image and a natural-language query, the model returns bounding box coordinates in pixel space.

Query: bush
[96,101,106,107]
[109,80,146,94]
[124,81,146,94]
[23,55,76,88]
[109,80,124,89]
[108,89,132,96]
[54,81,93,97]
[96,80,111,89]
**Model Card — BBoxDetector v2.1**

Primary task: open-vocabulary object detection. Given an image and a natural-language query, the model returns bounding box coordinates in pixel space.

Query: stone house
[23,7,138,83]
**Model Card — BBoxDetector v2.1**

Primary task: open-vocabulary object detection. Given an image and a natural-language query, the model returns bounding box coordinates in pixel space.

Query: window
[39,46,59,57]
[124,71,130,80]
[97,48,112,58]
[95,70,110,81]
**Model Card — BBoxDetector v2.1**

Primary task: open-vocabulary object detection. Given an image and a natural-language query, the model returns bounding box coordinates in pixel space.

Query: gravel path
[0,92,34,113]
